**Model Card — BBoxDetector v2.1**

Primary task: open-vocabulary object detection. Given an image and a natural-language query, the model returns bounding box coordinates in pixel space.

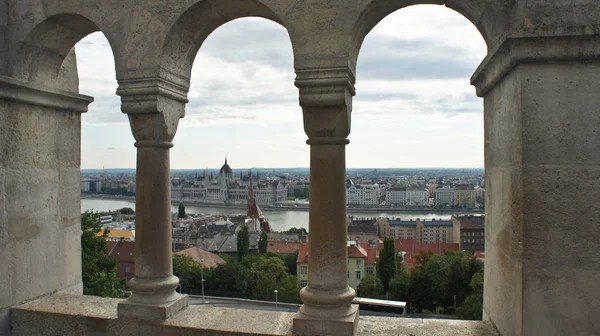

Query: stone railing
[11,294,499,336]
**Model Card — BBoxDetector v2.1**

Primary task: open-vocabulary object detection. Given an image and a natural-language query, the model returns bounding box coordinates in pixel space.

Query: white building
[346,181,385,206]
[81,180,101,192]
[171,158,288,206]
[435,187,456,207]
[386,187,428,206]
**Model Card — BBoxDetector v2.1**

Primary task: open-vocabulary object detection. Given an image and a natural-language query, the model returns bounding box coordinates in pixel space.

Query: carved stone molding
[117,77,189,115]
[0,75,93,112]
[472,34,600,97]
[295,67,355,107]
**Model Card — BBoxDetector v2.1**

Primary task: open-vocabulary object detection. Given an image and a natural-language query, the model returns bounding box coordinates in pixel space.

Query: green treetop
[81,211,125,298]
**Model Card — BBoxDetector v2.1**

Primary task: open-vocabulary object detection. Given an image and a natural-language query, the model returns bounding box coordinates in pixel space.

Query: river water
[81,198,472,232]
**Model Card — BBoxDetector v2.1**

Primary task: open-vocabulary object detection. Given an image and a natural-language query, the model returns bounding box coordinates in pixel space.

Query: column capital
[295,67,355,107]
[118,77,188,144]
[296,67,354,142]
[472,33,600,97]
[117,76,189,115]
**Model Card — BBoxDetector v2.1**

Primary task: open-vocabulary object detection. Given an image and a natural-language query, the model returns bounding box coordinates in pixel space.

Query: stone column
[473,34,600,336]
[116,77,189,320]
[293,68,359,336]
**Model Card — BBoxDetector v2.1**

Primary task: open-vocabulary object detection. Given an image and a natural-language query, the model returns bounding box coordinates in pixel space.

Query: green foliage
[81,211,125,298]
[249,257,290,300]
[172,254,206,293]
[283,227,307,235]
[205,259,249,295]
[293,188,309,199]
[405,250,484,314]
[377,237,398,293]
[357,274,384,299]
[457,272,484,320]
[237,225,250,260]
[284,250,299,275]
[278,274,301,303]
[258,230,268,254]
[241,253,263,269]
[388,270,411,302]
[119,207,134,215]
[178,203,186,219]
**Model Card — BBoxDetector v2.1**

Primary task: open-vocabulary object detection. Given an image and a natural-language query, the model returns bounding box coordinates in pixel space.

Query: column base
[118,294,188,321]
[293,304,359,336]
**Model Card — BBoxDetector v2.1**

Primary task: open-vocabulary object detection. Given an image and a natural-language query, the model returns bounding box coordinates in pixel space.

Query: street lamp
[274,289,278,308]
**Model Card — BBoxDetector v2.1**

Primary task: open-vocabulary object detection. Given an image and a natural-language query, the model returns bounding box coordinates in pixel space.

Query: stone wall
[0,76,91,335]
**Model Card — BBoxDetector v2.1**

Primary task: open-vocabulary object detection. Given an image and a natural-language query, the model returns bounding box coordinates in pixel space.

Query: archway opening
[75,32,135,172]
[352,4,487,318]
[169,17,303,303]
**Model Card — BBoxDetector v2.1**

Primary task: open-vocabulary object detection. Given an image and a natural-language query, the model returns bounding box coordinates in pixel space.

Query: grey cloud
[107,147,116,150]
[357,35,483,81]
[199,19,294,72]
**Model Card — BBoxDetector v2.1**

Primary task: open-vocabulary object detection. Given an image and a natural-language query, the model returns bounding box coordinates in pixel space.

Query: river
[81,198,475,232]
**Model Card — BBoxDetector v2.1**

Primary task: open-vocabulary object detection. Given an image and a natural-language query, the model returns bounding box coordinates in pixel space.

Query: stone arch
[350,0,505,70]
[10,13,118,91]
[159,0,292,86]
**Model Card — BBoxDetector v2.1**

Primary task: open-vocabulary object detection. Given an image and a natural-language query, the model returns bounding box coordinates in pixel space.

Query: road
[189,296,405,317]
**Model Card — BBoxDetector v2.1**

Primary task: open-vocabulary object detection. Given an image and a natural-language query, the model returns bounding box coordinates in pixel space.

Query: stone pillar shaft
[130,142,175,288]
[306,143,348,292]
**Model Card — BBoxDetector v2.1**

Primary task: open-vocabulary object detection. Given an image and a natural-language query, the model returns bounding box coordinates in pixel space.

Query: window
[356,270,361,280]
[356,259,362,267]
[367,266,374,274]
[125,266,131,276]
[300,265,308,275]
[348,271,350,279]
[300,280,307,288]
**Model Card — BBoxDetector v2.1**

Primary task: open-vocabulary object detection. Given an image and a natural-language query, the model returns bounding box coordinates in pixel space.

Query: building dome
[220,157,232,175]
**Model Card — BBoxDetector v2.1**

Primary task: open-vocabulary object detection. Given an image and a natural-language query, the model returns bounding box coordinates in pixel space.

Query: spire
[225,156,227,165]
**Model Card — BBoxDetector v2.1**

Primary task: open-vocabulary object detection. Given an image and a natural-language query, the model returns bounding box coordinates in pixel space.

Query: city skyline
[77,5,486,169]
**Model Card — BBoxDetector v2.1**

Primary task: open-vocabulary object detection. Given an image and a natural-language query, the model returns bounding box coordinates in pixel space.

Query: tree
[356,274,384,299]
[81,211,125,298]
[119,207,134,215]
[278,274,301,303]
[206,260,249,296]
[377,237,398,293]
[178,203,186,219]
[172,254,205,294]
[388,270,411,302]
[258,230,268,254]
[249,256,288,300]
[237,225,250,261]
[284,250,299,275]
[457,272,484,320]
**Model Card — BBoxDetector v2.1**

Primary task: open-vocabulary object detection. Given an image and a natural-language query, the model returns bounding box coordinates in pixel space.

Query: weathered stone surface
[12,294,500,336]
[117,294,189,321]
[294,307,359,336]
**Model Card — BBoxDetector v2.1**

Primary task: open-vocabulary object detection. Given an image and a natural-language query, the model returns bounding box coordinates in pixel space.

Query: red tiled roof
[348,245,367,258]
[175,247,225,268]
[297,244,309,263]
[267,240,302,255]
[360,242,378,265]
[297,243,377,265]
[394,238,459,269]
[106,240,135,263]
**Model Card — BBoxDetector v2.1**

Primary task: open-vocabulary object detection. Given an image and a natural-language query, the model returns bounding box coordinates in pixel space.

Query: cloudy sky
[77,5,486,170]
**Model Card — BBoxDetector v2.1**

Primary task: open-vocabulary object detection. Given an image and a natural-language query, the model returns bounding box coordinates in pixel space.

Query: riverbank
[81,194,484,215]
